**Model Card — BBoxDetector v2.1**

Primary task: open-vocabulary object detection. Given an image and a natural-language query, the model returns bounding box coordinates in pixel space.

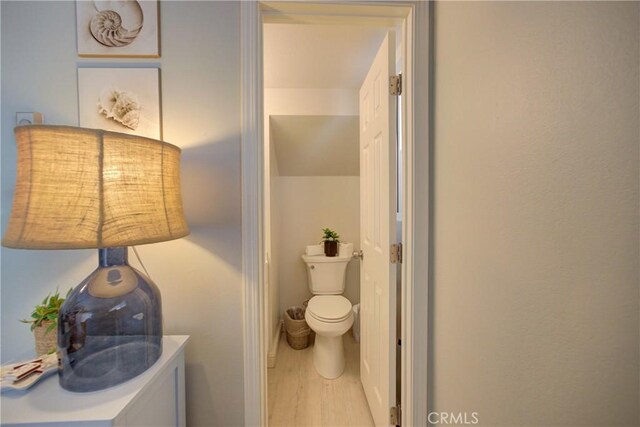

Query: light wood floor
[268,332,375,427]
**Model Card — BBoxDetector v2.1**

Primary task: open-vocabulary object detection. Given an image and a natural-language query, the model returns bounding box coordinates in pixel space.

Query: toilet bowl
[302,253,353,379]
[305,295,354,379]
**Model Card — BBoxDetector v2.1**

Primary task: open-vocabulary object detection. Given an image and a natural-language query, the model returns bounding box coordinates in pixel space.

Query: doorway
[263,22,395,426]
[240,2,430,426]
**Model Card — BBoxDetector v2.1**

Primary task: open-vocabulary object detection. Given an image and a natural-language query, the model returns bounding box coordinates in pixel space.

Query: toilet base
[313,334,345,379]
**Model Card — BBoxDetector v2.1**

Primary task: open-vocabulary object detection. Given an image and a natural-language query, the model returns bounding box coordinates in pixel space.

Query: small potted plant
[20,289,70,355]
[321,228,340,257]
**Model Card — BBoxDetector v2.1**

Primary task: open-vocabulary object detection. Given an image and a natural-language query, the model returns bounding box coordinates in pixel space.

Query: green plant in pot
[20,289,71,355]
[321,228,340,257]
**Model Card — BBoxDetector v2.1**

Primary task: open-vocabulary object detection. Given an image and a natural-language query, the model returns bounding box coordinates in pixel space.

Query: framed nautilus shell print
[76,0,159,57]
[78,68,162,140]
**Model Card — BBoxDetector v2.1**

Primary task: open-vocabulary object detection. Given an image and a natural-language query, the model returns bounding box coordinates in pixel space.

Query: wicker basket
[33,320,57,355]
[285,306,310,350]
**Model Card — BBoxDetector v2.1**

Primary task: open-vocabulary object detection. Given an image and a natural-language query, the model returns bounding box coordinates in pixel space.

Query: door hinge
[390,404,402,426]
[389,74,402,96]
[390,243,403,264]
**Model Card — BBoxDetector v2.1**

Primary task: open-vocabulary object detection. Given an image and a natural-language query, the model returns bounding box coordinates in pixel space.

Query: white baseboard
[267,320,283,368]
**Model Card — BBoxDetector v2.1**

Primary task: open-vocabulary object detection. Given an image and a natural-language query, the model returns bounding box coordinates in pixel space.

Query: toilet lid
[307,296,352,322]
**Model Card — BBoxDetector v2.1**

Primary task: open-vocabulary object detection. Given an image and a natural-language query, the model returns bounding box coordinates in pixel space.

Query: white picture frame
[78,67,162,140]
[76,0,160,57]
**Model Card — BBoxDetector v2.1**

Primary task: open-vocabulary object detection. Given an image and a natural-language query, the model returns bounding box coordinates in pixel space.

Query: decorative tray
[1,353,58,391]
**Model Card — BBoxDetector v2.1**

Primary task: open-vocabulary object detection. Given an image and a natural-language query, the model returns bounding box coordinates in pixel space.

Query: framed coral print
[76,0,160,57]
[78,67,162,140]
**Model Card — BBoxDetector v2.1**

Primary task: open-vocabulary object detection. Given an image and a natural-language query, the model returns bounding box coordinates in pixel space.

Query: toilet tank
[302,254,351,295]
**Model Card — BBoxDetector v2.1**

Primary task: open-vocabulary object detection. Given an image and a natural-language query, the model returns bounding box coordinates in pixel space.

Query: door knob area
[353,250,364,260]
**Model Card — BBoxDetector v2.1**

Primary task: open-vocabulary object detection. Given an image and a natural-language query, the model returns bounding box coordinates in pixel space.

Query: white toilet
[302,253,354,379]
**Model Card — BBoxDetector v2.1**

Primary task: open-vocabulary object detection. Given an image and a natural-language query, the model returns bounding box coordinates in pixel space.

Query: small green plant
[321,228,340,243]
[20,289,71,334]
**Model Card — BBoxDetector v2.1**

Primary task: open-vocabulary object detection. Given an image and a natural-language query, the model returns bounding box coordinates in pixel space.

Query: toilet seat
[307,296,352,323]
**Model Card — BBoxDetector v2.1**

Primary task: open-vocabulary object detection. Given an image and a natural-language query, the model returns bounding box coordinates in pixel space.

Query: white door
[359,32,397,427]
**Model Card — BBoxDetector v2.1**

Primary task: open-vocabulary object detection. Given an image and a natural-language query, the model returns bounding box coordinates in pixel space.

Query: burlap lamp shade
[2,125,189,392]
[2,125,189,249]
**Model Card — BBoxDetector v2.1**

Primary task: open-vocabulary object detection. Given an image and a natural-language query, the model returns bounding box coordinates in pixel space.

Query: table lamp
[2,125,189,392]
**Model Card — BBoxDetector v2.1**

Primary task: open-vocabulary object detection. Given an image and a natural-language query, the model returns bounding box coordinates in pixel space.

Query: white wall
[432,2,640,426]
[264,88,360,352]
[265,88,359,117]
[1,2,244,426]
[278,176,361,312]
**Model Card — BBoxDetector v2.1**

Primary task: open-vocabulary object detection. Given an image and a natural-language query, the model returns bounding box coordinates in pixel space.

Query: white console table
[1,335,189,427]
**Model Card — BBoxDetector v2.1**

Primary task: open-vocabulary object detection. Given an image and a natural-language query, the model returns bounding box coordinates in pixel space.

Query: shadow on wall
[180,137,242,273]
[164,136,244,427]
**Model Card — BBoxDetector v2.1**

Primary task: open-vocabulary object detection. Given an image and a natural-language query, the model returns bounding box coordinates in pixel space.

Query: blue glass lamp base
[58,247,163,392]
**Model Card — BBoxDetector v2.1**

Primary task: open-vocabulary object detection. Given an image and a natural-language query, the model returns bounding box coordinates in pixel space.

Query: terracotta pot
[324,241,338,257]
[33,320,57,355]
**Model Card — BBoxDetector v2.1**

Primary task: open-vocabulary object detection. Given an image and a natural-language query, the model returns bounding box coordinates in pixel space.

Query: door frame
[240,2,431,426]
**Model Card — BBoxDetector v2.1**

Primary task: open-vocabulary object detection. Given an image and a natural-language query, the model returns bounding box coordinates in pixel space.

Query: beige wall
[432,2,640,426]
[1,2,244,426]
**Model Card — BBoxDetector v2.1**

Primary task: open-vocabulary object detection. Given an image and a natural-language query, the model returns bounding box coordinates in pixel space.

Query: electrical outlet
[16,112,43,126]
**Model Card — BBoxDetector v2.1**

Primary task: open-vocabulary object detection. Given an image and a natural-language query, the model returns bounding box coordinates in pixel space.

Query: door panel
[359,31,397,427]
